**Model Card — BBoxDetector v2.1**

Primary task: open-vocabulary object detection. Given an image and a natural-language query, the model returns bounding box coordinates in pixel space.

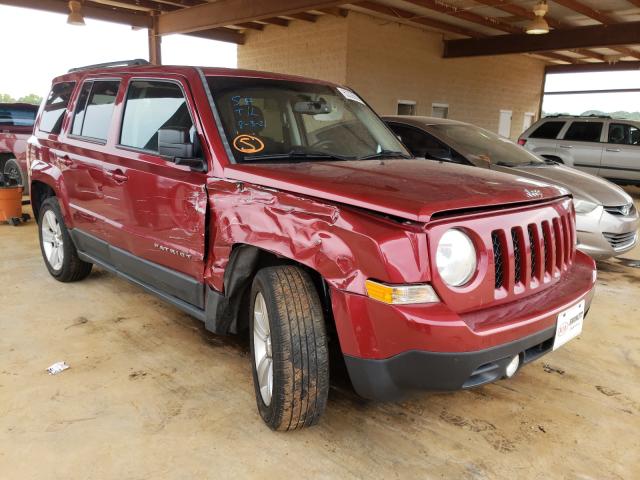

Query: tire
[249,266,329,430]
[3,158,28,194]
[38,197,92,282]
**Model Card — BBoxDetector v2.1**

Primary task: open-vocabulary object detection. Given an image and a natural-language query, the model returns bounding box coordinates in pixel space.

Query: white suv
[519,116,640,185]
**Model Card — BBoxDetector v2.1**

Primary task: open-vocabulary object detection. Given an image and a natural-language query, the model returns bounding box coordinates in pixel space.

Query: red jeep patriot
[29,60,596,431]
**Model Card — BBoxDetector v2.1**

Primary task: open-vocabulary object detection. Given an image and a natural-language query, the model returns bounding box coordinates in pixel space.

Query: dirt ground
[1,189,639,480]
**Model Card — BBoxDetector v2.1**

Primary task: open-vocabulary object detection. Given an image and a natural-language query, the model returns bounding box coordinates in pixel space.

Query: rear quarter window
[529,121,565,139]
[39,82,76,134]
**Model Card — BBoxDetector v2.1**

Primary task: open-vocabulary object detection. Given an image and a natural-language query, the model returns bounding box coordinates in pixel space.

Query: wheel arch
[205,244,332,336]
[30,180,57,222]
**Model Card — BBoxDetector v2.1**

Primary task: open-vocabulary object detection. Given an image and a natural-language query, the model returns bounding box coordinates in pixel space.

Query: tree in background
[17,93,43,105]
[0,93,42,104]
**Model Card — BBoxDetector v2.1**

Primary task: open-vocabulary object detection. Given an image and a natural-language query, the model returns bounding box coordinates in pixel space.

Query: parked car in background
[384,116,639,260]
[0,103,38,194]
[29,61,596,430]
[518,115,640,186]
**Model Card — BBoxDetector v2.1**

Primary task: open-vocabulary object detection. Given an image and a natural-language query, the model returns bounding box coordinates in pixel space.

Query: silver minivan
[519,115,640,185]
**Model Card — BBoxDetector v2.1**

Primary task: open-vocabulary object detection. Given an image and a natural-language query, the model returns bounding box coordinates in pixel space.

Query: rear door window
[39,82,76,134]
[119,80,193,153]
[529,121,564,139]
[563,122,603,143]
[608,123,640,146]
[71,80,120,141]
[388,123,467,163]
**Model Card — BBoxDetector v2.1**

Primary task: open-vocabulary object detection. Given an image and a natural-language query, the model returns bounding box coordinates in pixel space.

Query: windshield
[0,105,37,127]
[433,124,544,167]
[206,76,409,163]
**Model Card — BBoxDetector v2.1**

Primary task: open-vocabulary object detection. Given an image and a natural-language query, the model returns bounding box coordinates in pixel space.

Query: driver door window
[120,80,193,152]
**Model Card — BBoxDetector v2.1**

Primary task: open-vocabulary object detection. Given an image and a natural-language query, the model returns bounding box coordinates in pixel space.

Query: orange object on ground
[0,186,23,222]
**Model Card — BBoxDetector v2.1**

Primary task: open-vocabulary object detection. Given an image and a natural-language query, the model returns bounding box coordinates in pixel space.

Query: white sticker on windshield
[337,87,364,104]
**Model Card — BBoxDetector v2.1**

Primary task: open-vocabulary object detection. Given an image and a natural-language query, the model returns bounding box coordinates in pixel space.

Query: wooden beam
[318,7,348,17]
[148,15,162,64]
[0,0,152,27]
[356,1,484,38]
[184,27,246,44]
[444,21,640,58]
[403,0,522,34]
[288,12,319,22]
[156,0,348,35]
[546,61,640,73]
[551,0,615,24]
[473,1,623,61]
[473,0,564,29]
[260,17,290,27]
[233,22,265,31]
[87,0,179,12]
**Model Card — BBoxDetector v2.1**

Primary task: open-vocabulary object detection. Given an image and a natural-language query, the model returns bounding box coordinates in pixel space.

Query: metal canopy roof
[2,0,640,67]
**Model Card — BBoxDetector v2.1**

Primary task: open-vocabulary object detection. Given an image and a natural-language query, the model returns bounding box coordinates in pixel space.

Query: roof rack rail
[544,114,612,119]
[68,59,150,73]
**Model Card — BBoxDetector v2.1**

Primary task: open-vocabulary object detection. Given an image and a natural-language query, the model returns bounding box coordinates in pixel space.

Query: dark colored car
[1,102,38,194]
[29,60,596,430]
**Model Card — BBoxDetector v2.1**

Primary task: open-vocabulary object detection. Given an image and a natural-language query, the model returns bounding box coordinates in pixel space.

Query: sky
[0,5,236,99]
[542,71,640,115]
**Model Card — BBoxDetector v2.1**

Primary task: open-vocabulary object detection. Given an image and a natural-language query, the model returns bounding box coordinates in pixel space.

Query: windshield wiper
[358,150,412,160]
[243,150,352,162]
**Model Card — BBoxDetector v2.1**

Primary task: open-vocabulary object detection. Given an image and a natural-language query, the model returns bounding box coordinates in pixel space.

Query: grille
[603,231,638,250]
[604,204,635,216]
[527,225,537,279]
[492,210,574,293]
[511,228,522,284]
[492,232,504,289]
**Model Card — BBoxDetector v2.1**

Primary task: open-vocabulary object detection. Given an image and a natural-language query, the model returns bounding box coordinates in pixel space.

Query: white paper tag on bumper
[553,300,585,350]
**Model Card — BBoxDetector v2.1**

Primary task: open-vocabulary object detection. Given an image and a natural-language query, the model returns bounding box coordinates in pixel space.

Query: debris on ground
[46,361,70,375]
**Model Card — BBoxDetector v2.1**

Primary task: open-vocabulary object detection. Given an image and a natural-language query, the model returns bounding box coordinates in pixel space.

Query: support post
[148,15,162,65]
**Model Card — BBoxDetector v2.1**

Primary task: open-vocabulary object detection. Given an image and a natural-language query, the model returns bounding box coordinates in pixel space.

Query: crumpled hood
[495,164,633,207]
[225,159,568,222]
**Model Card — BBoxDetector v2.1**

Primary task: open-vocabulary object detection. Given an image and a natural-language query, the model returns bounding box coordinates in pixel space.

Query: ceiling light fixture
[526,1,550,35]
[67,0,86,26]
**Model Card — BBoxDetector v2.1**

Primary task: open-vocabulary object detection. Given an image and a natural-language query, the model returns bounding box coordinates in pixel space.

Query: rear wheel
[249,266,329,430]
[38,197,92,282]
[3,159,27,193]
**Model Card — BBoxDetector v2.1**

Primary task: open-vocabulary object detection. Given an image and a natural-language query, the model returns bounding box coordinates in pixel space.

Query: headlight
[436,229,477,287]
[573,199,599,214]
[365,280,439,304]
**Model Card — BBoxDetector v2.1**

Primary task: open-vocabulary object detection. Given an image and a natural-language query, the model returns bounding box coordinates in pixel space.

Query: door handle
[106,169,128,183]
[559,145,573,149]
[606,148,621,153]
[57,154,73,166]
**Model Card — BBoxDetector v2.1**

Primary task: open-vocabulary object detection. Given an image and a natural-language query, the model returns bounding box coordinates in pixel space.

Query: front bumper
[331,252,596,400]
[576,206,639,260]
[345,325,558,401]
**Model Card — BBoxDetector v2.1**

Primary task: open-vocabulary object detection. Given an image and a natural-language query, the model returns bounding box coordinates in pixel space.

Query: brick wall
[237,14,348,85]
[238,11,546,139]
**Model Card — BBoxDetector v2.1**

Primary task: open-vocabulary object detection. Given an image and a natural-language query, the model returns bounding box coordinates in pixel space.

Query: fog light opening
[505,355,520,378]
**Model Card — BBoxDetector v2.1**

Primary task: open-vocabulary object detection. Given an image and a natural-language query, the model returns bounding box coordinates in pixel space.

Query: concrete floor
[1,189,639,480]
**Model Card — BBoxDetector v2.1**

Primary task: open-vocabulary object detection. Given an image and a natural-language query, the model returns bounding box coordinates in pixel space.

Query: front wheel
[249,266,329,430]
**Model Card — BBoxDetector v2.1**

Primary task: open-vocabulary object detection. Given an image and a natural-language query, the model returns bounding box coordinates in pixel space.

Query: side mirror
[158,127,193,158]
[158,127,207,172]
